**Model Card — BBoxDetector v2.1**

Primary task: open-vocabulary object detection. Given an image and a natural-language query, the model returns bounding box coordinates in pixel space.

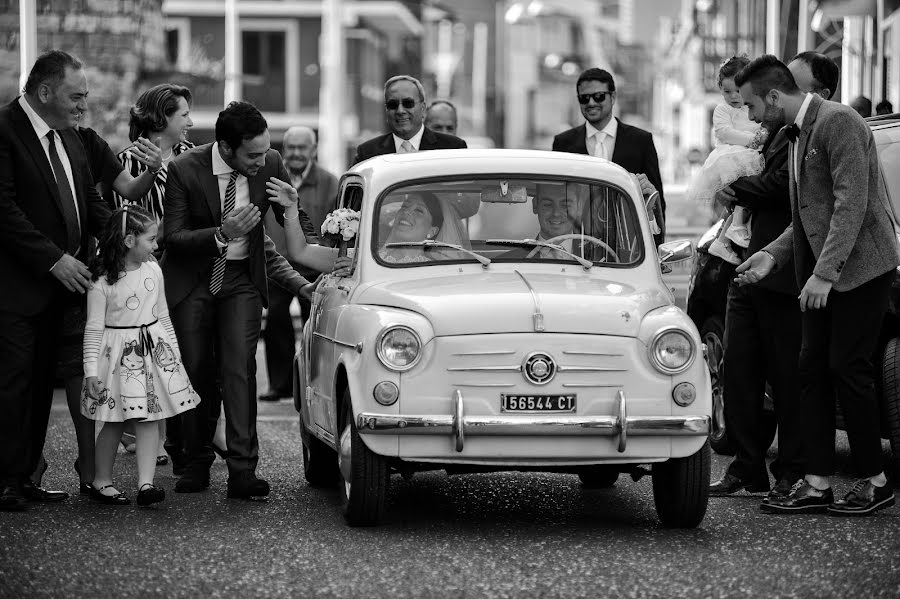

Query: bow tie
[784,123,800,143]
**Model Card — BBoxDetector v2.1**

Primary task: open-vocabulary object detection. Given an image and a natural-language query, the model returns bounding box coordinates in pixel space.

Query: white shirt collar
[393,125,425,152]
[585,118,617,140]
[18,95,52,140]
[794,93,813,129]
[211,142,237,176]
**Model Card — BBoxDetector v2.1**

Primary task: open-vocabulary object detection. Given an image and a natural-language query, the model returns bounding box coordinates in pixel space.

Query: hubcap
[338,422,352,496]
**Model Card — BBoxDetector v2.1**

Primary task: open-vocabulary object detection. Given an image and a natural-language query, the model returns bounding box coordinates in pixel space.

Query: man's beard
[762,103,786,132]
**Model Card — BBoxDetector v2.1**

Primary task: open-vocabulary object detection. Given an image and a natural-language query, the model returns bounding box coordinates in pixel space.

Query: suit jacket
[0,98,110,315]
[552,119,666,241]
[161,143,309,308]
[264,163,333,280]
[728,129,797,295]
[352,127,467,165]
[766,95,900,292]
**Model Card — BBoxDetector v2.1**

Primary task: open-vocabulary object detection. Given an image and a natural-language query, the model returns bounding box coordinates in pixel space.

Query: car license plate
[501,394,576,413]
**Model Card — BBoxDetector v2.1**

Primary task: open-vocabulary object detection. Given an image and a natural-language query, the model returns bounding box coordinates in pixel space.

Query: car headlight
[648,328,695,374]
[376,325,422,371]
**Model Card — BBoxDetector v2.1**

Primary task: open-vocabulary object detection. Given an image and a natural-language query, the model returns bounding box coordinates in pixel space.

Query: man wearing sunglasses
[352,75,467,165]
[552,68,666,247]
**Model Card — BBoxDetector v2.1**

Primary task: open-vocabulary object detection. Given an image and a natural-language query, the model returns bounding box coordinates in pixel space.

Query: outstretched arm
[266,177,339,272]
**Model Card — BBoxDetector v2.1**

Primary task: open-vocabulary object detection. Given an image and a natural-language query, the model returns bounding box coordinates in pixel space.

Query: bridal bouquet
[321,208,360,247]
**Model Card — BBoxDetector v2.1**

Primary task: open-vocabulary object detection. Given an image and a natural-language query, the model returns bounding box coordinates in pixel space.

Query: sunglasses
[577,92,611,105]
[385,98,418,110]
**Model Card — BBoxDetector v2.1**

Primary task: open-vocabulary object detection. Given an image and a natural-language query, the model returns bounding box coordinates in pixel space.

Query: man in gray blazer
[736,55,899,516]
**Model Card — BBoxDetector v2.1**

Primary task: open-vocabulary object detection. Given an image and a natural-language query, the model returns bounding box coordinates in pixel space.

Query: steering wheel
[526,234,619,263]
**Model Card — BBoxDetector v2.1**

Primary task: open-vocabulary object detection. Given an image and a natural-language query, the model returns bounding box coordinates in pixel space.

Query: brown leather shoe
[760,480,832,514]
[828,479,895,516]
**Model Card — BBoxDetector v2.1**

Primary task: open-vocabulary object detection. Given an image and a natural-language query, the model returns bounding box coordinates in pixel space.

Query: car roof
[347,149,639,193]
[869,113,900,129]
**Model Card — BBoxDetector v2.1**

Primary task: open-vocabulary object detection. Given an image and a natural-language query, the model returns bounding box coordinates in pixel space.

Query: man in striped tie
[162,101,313,500]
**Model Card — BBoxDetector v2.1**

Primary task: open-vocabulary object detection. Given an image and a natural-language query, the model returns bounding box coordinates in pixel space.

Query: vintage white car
[293,149,712,527]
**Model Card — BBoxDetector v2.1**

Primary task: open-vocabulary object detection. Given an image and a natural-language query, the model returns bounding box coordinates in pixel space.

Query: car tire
[338,389,389,526]
[578,466,619,488]
[701,316,734,456]
[881,337,900,475]
[301,430,339,488]
[651,440,710,528]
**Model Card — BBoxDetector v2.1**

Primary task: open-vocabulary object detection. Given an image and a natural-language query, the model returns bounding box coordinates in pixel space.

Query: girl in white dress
[688,56,768,265]
[82,206,199,506]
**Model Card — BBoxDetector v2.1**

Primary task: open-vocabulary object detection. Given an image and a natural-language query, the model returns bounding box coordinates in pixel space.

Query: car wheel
[338,389,389,526]
[881,337,900,475]
[651,440,710,528]
[701,316,734,455]
[578,466,619,488]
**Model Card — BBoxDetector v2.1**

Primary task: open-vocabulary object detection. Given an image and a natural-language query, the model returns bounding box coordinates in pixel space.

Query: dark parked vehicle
[686,113,900,470]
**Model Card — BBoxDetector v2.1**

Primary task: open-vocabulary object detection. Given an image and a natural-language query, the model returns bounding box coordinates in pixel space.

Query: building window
[242,30,287,112]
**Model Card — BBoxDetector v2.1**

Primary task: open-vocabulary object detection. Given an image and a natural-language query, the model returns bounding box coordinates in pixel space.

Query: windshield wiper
[486,239,593,270]
[384,240,492,267]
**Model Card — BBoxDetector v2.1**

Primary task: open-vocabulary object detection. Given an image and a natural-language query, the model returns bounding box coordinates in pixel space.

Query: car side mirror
[658,239,694,264]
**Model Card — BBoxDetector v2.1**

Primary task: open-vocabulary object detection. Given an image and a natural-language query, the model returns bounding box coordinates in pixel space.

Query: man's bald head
[283,126,318,175]
[425,100,458,135]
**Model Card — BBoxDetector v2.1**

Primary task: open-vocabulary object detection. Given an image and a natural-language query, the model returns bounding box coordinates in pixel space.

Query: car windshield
[372,177,645,268]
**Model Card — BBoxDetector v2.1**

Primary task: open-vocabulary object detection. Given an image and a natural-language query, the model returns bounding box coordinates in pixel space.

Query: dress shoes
[226,473,270,499]
[21,480,69,503]
[0,484,27,511]
[79,482,93,496]
[259,391,289,402]
[709,472,769,496]
[137,483,166,506]
[828,479,895,516]
[762,477,801,504]
[760,480,833,514]
[174,469,210,493]
[89,484,130,505]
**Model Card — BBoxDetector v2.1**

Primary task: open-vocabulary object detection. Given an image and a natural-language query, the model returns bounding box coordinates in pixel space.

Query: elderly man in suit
[736,55,899,516]
[259,126,337,402]
[552,68,666,247]
[0,50,111,510]
[352,76,467,165]
[709,52,839,505]
[163,101,312,499]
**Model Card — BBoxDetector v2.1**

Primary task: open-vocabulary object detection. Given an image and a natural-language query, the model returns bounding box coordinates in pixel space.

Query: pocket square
[805,148,819,160]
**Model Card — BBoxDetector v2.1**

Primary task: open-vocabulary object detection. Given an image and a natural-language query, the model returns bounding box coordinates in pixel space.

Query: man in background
[425,100,458,136]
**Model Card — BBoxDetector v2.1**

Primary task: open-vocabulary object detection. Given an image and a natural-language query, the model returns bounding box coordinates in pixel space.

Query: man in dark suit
[163,101,312,499]
[737,56,899,516]
[260,125,337,402]
[352,75,467,165]
[552,68,666,247]
[709,52,839,504]
[0,50,111,510]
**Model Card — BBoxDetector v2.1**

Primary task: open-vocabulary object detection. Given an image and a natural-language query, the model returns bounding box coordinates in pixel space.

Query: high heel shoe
[74,461,92,496]
[137,483,165,506]
[89,484,130,505]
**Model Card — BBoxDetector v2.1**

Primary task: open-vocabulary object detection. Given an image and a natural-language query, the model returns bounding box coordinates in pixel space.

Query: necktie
[209,171,239,295]
[46,131,81,255]
[399,140,414,153]
[593,132,607,159]
[784,123,800,143]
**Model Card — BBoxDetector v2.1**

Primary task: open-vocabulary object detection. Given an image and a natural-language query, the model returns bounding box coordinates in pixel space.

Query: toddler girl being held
[687,55,768,265]
[82,206,199,506]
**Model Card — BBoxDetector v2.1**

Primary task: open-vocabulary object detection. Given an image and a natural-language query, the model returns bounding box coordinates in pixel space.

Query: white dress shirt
[394,125,425,153]
[211,142,250,260]
[585,118,618,160]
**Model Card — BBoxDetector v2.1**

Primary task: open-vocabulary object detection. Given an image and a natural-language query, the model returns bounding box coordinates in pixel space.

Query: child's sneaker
[708,238,741,265]
[725,224,752,248]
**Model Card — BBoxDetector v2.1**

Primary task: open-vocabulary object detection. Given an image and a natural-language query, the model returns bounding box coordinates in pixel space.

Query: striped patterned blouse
[111,140,194,222]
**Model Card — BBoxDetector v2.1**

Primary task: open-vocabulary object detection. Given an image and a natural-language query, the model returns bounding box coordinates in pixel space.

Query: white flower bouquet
[321,208,360,249]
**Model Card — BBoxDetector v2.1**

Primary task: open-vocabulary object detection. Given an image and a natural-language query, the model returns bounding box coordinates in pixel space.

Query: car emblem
[500,181,509,196]
[522,352,556,385]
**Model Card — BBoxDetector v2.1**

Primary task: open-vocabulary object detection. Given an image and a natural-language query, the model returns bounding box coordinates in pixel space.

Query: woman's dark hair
[128,84,193,142]
[23,50,82,95]
[717,55,751,87]
[215,101,268,152]
[90,205,156,285]
[408,191,443,231]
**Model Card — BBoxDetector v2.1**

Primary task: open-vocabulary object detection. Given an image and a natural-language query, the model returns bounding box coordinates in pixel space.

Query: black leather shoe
[79,482,93,496]
[828,479,895,516]
[156,455,169,466]
[21,480,69,502]
[0,484,27,511]
[760,480,833,514]
[137,483,166,506]
[174,469,210,493]
[227,473,270,499]
[89,484,130,505]
[709,472,769,496]
[259,391,288,402]
[763,477,801,504]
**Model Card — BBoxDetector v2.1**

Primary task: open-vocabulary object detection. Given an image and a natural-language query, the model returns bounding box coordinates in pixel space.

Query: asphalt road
[3,347,899,598]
